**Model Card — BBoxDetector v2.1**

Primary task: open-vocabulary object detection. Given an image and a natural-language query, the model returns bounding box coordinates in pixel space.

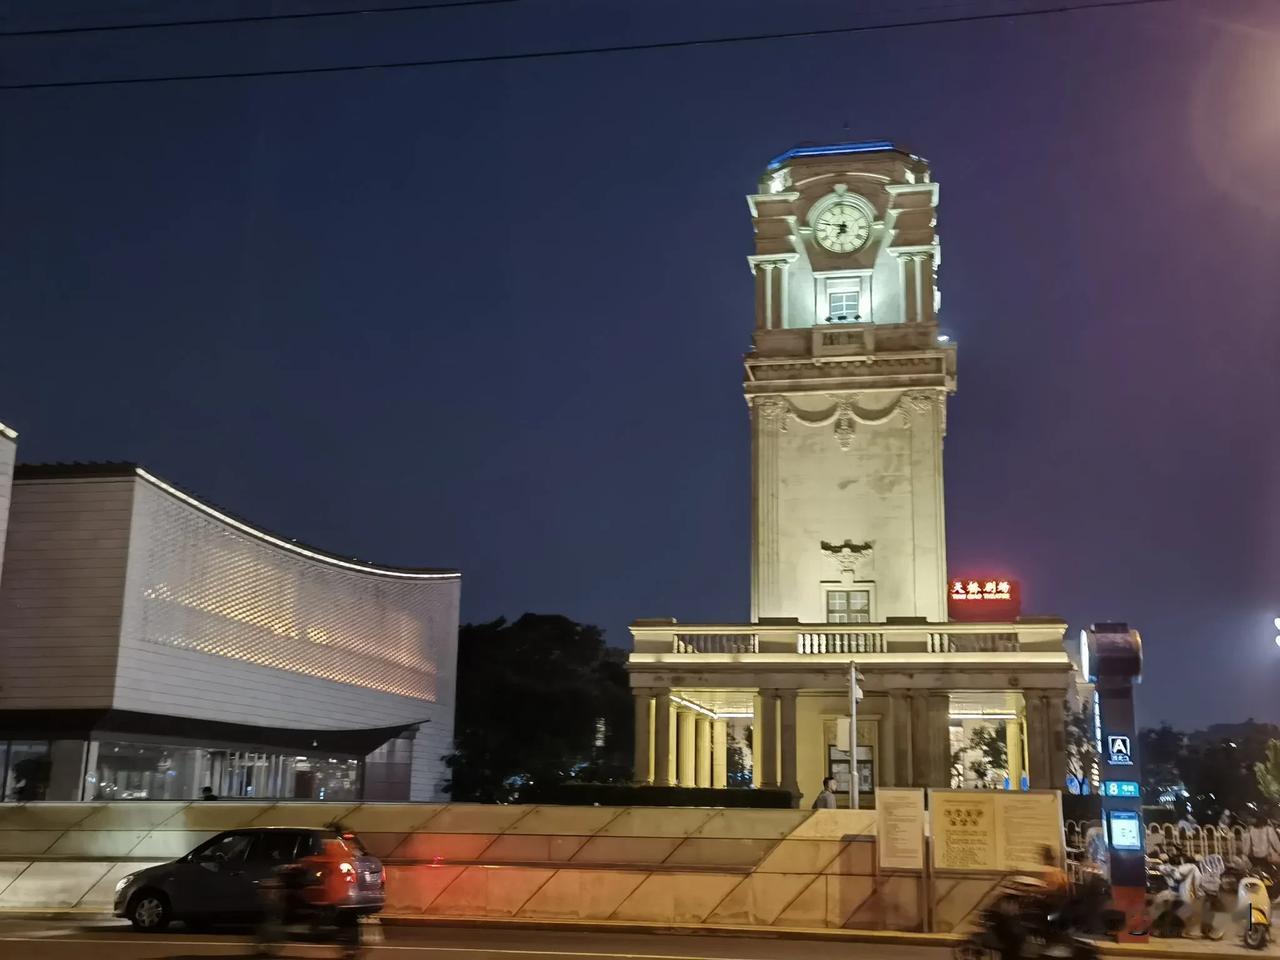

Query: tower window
[826,589,871,624]
[817,272,871,325]
[829,290,861,322]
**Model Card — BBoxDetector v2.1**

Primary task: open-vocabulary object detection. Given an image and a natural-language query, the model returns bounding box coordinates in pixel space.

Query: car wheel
[128,890,171,931]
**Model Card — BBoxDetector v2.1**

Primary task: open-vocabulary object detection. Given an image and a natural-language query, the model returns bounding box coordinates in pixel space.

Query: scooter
[1238,870,1272,950]
[951,876,1098,960]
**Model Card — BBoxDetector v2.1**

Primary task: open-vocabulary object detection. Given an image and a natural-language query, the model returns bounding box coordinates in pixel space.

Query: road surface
[0,917,951,960]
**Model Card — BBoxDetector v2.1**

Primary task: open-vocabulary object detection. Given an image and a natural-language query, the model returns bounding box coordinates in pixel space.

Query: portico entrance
[629,620,1073,808]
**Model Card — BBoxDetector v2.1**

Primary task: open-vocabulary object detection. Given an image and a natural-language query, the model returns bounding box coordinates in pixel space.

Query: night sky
[1,0,1277,728]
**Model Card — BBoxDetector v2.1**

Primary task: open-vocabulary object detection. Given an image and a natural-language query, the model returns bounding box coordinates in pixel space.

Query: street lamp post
[849,662,865,809]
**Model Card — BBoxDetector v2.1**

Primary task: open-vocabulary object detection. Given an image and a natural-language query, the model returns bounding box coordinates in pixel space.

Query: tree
[970,723,1008,783]
[1139,724,1187,806]
[1065,704,1098,791]
[443,614,633,802]
[951,723,1007,788]
[1255,740,1280,806]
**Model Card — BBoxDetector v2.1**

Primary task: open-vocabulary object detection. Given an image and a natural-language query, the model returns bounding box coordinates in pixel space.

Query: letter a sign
[1108,735,1133,766]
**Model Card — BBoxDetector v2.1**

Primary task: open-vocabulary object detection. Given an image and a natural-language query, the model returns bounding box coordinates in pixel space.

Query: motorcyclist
[256,836,368,958]
[1155,850,1214,939]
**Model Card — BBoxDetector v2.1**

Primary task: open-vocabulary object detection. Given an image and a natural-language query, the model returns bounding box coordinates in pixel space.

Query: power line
[0,0,1178,92]
[0,0,520,38]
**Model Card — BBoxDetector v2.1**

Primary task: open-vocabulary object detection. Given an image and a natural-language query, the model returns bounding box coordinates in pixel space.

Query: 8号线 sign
[947,577,1021,622]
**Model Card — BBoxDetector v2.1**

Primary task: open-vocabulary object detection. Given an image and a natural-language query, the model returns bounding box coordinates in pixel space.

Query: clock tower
[746,141,956,624]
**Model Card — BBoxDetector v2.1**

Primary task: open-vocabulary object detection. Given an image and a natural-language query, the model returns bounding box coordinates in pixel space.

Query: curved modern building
[0,457,459,803]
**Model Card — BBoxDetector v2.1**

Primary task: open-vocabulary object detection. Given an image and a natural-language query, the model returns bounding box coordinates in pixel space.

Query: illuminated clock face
[814,201,873,253]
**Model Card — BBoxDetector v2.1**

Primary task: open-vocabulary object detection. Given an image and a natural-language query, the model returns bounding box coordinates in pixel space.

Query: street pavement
[0,917,950,960]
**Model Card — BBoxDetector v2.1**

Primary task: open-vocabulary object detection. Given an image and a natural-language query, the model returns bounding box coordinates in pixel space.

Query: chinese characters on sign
[1104,781,1141,798]
[930,790,1064,872]
[1108,735,1133,766]
[950,579,1013,601]
[946,576,1022,622]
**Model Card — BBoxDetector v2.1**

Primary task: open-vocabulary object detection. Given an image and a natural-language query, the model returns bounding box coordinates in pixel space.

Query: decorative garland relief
[756,391,934,451]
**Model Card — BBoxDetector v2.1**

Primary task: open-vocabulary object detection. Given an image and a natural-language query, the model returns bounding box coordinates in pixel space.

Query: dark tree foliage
[1140,720,1280,820]
[443,614,633,802]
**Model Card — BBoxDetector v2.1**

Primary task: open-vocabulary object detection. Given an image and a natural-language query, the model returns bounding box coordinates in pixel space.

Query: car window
[194,832,254,864]
[296,832,326,858]
[249,831,301,863]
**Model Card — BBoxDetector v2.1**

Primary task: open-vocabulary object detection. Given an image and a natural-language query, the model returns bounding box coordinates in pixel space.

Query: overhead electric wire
[0,0,1178,92]
[0,0,521,38]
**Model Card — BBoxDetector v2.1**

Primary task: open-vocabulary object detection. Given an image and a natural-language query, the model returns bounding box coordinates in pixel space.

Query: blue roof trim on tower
[766,140,898,170]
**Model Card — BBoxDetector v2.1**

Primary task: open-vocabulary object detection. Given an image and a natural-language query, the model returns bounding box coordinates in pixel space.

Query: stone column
[677,708,697,788]
[752,399,787,621]
[653,689,674,787]
[888,690,910,787]
[1025,693,1050,789]
[913,255,924,327]
[695,715,712,788]
[779,689,800,802]
[751,693,763,787]
[633,690,654,784]
[926,693,951,787]
[896,254,909,324]
[910,692,930,787]
[712,719,728,789]
[1047,693,1068,791]
[1006,708,1024,790]
[918,253,936,325]
[758,689,779,788]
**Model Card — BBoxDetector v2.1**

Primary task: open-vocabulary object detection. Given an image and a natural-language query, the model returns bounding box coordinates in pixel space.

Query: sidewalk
[2,908,1277,957]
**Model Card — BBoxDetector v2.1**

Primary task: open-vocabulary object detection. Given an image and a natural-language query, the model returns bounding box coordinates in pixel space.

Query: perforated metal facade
[0,464,460,800]
[125,478,453,703]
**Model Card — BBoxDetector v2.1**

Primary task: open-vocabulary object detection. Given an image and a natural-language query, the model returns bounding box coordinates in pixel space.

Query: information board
[876,788,925,870]
[931,792,998,870]
[999,792,1063,870]
[929,790,1064,872]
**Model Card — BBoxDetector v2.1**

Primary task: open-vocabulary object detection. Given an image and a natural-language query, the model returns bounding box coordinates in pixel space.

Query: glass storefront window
[94,742,206,800]
[92,740,362,801]
[3,741,51,801]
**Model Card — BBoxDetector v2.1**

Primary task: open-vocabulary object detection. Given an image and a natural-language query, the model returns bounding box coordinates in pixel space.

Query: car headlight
[114,874,135,894]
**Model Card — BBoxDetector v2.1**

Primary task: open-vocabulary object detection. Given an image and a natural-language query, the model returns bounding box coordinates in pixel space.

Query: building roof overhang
[0,708,423,756]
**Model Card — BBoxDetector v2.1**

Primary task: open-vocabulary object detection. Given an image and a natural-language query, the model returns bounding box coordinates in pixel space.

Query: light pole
[849,663,865,809]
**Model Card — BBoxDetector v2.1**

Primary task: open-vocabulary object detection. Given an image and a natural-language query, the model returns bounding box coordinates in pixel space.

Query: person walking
[812,776,838,809]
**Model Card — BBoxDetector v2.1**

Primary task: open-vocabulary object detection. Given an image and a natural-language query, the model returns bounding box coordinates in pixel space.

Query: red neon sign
[947,577,1021,622]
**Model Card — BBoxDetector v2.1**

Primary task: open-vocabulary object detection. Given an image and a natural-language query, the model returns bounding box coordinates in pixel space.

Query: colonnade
[631,685,1069,796]
[632,689,729,788]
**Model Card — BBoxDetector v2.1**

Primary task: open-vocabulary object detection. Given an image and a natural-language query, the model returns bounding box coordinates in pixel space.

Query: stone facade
[626,142,1074,807]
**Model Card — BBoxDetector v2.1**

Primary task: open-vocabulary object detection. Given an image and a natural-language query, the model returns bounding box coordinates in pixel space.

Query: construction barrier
[0,801,1033,932]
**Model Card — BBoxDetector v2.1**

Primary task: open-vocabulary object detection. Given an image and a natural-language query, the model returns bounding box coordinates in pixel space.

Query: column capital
[746,253,800,274]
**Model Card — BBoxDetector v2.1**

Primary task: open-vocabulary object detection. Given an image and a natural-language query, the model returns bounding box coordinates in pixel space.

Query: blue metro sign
[1104,780,1141,798]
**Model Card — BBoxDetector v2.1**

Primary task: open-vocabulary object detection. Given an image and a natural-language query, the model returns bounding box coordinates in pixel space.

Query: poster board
[931,791,998,870]
[999,791,1064,870]
[929,789,1064,872]
[877,787,925,870]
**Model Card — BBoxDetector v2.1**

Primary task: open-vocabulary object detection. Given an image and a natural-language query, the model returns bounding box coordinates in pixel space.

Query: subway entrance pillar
[1083,622,1145,943]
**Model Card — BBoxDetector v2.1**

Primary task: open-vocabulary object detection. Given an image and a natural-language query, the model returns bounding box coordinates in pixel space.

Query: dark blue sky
[1,0,1277,728]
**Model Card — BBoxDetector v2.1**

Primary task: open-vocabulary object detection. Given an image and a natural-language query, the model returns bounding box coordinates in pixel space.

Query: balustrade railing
[796,632,886,654]
[927,633,1020,653]
[634,619,1064,656]
[673,633,759,654]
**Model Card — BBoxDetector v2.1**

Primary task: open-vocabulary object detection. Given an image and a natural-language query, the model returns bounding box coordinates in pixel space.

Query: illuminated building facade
[626,143,1075,806]
[0,459,459,802]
